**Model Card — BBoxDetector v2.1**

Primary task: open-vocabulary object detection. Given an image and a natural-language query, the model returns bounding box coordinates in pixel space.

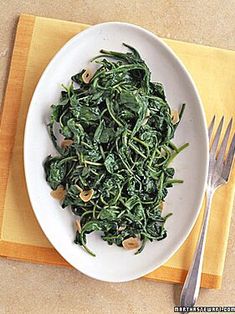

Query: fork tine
[217,118,233,163]
[208,115,215,141]
[223,132,235,181]
[210,116,224,155]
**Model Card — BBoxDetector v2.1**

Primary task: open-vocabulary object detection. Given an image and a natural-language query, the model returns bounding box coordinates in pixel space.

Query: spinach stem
[106,99,123,127]
[166,143,189,166]
[167,179,184,184]
[84,160,103,166]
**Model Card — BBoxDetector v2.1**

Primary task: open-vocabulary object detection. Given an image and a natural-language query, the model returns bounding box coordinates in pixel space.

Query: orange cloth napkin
[0,14,234,289]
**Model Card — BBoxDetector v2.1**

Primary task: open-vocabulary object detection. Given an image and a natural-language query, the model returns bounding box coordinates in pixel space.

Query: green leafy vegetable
[44,44,188,256]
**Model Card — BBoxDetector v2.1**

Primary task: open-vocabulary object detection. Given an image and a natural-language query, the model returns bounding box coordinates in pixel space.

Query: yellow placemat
[0,14,234,289]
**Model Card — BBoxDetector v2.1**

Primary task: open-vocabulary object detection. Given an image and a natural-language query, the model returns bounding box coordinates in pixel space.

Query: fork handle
[180,189,213,308]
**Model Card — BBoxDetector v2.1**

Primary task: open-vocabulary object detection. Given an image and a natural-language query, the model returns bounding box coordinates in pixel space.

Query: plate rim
[24,21,209,282]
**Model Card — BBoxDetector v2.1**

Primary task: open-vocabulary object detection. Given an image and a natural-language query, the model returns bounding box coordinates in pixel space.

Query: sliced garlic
[50,186,66,201]
[75,219,82,233]
[171,110,179,125]
[82,69,93,84]
[122,237,141,250]
[61,139,73,149]
[79,189,94,202]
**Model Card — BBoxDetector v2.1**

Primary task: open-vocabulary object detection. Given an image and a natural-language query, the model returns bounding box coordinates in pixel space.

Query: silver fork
[180,116,235,310]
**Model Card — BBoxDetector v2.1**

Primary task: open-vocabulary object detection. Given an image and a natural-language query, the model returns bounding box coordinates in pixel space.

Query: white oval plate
[24,22,208,282]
